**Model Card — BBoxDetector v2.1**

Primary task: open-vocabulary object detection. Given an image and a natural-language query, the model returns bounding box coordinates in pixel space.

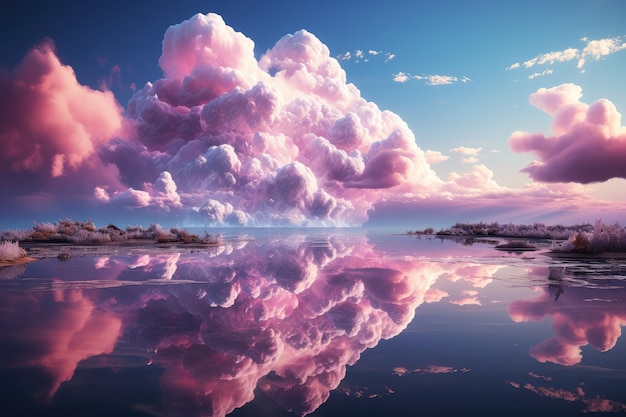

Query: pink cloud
[159,13,260,83]
[105,13,443,225]
[509,83,626,183]
[0,40,128,178]
[445,165,500,191]
[0,40,139,220]
[2,14,624,225]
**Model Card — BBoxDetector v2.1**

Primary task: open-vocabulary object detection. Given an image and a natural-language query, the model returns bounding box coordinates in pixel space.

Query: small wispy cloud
[523,47,579,68]
[337,51,351,61]
[577,37,626,68]
[506,36,626,74]
[337,49,395,63]
[505,62,520,70]
[528,69,554,79]
[424,150,449,164]
[450,146,482,164]
[393,72,471,86]
[450,146,482,156]
[393,71,410,83]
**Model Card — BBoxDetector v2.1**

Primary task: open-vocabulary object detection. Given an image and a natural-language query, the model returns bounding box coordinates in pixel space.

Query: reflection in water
[509,265,626,366]
[392,365,470,376]
[0,263,27,280]
[0,289,122,399]
[0,234,624,416]
[506,379,626,413]
[121,235,451,417]
[2,234,443,416]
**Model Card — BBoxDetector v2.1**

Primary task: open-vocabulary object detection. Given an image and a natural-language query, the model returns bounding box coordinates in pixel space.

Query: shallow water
[1,230,625,416]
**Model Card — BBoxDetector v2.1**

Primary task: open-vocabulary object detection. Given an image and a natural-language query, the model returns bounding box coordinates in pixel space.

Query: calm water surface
[1,229,625,416]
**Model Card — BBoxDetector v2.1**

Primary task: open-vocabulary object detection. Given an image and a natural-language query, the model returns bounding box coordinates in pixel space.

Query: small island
[408,219,626,255]
[0,219,221,266]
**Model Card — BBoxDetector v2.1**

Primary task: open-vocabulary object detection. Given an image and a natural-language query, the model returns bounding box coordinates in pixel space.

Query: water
[1,230,625,416]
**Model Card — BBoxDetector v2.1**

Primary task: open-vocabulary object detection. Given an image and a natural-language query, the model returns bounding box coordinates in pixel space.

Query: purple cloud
[510,83,626,183]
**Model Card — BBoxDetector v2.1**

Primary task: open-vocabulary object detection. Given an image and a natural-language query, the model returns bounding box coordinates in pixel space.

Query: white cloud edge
[336,49,395,63]
[506,36,626,72]
[392,72,472,86]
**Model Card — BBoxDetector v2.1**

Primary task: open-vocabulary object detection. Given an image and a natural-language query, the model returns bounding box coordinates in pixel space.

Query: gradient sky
[1,0,625,228]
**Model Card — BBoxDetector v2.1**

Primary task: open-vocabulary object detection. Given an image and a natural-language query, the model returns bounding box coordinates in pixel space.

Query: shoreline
[0,256,38,268]
[1,239,224,268]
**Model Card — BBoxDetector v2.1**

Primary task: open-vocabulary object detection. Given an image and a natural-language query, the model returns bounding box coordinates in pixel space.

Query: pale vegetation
[555,220,626,254]
[0,219,221,245]
[410,221,594,240]
[0,241,27,262]
[410,220,626,254]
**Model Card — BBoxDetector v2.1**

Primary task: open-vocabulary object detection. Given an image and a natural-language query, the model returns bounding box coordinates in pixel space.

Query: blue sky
[332,1,626,188]
[1,0,626,228]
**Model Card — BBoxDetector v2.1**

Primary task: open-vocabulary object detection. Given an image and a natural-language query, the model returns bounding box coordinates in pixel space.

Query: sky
[1,0,625,229]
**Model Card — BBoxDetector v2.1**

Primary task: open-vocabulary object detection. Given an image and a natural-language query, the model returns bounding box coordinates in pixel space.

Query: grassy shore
[409,220,626,254]
[0,219,222,266]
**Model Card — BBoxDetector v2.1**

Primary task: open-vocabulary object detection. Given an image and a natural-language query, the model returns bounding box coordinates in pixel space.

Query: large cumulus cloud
[107,12,441,225]
[0,12,441,226]
[509,83,626,183]
[4,12,620,226]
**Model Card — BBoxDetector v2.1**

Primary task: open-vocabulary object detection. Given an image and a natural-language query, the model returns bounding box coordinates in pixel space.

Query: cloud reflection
[1,234,443,415]
[506,379,626,413]
[117,236,435,417]
[509,266,626,366]
[0,289,122,399]
[392,365,470,376]
[0,235,530,416]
